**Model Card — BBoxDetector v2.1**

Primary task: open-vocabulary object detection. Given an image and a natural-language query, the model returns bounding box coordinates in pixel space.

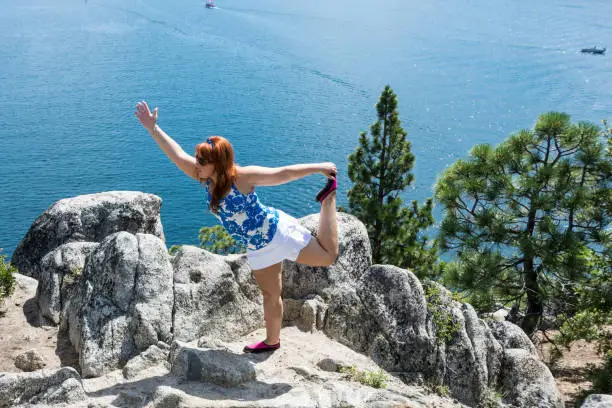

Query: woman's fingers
[142,101,152,115]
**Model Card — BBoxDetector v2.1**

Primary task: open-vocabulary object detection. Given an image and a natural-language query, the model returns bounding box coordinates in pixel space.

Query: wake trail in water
[217,7,370,98]
[93,4,370,100]
[94,4,191,38]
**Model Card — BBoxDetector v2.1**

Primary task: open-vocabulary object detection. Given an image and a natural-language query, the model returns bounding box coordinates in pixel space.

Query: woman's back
[206,180,279,251]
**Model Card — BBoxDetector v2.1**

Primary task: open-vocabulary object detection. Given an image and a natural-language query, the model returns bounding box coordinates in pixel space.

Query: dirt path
[0,273,78,373]
[535,331,607,407]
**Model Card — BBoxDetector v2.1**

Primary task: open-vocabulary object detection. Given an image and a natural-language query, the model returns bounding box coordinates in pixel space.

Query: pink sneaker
[243,339,280,353]
[316,176,337,203]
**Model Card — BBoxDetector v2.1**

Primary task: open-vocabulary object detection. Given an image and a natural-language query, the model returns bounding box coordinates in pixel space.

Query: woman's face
[195,162,215,180]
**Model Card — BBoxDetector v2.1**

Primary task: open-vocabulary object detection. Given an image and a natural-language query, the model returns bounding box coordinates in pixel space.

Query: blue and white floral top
[206,180,279,251]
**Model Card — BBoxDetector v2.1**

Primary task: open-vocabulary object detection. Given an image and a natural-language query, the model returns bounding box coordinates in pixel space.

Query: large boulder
[0,367,85,407]
[12,191,164,279]
[171,247,263,342]
[62,231,173,377]
[37,242,99,324]
[281,212,372,300]
[500,348,564,408]
[317,265,506,407]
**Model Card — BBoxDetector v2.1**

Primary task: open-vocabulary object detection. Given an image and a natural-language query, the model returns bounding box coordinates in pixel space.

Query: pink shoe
[243,339,280,353]
[316,176,337,203]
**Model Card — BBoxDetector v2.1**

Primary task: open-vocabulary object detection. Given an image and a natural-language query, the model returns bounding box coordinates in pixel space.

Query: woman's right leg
[252,262,283,345]
[295,190,338,267]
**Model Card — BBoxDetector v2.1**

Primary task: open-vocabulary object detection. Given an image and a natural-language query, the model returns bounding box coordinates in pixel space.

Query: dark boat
[581,47,606,55]
[205,0,215,8]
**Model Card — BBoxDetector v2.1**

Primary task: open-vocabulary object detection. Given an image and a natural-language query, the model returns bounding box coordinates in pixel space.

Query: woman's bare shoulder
[235,166,255,194]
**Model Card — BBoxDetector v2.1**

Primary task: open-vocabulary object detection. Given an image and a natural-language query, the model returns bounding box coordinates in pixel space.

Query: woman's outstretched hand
[320,162,337,179]
[134,100,158,131]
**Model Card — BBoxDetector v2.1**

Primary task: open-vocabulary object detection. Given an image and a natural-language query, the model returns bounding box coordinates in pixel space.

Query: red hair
[195,136,238,212]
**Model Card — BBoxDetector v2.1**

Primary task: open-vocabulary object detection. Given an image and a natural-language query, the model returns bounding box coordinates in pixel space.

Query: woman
[135,101,338,353]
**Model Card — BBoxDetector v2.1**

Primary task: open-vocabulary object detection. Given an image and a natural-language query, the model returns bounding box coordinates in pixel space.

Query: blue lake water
[1,0,611,259]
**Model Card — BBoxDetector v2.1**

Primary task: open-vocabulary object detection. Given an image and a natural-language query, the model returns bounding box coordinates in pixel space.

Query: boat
[205,0,215,8]
[581,47,606,55]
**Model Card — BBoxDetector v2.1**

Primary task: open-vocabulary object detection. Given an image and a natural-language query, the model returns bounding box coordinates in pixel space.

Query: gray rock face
[62,231,173,377]
[171,246,263,342]
[442,304,489,405]
[487,320,538,356]
[12,191,164,279]
[170,341,256,386]
[0,367,85,407]
[37,242,99,324]
[323,285,376,351]
[14,350,46,372]
[461,304,502,387]
[357,265,435,378]
[581,394,612,408]
[500,348,564,408]
[282,212,372,300]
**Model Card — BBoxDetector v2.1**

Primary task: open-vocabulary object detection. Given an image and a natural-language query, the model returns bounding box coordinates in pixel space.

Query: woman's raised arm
[239,162,337,188]
[135,101,199,181]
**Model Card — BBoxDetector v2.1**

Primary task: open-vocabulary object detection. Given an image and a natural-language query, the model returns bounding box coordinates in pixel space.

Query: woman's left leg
[252,262,283,345]
[295,190,338,267]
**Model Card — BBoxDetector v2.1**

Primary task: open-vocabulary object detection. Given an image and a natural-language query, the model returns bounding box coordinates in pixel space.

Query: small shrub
[168,245,181,256]
[425,382,449,397]
[0,250,17,303]
[423,281,460,345]
[339,365,388,389]
[479,388,504,408]
[63,266,83,285]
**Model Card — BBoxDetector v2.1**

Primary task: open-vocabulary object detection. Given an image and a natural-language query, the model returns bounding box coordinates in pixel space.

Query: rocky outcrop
[0,367,85,407]
[12,191,164,279]
[5,191,566,408]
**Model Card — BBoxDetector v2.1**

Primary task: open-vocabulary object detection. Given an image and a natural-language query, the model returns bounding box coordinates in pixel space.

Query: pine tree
[347,85,437,277]
[436,112,611,335]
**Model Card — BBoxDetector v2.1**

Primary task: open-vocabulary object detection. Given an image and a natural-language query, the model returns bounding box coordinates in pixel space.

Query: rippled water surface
[1,0,610,258]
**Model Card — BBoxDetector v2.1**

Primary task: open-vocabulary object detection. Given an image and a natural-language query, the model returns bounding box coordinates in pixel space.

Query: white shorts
[246,210,313,270]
